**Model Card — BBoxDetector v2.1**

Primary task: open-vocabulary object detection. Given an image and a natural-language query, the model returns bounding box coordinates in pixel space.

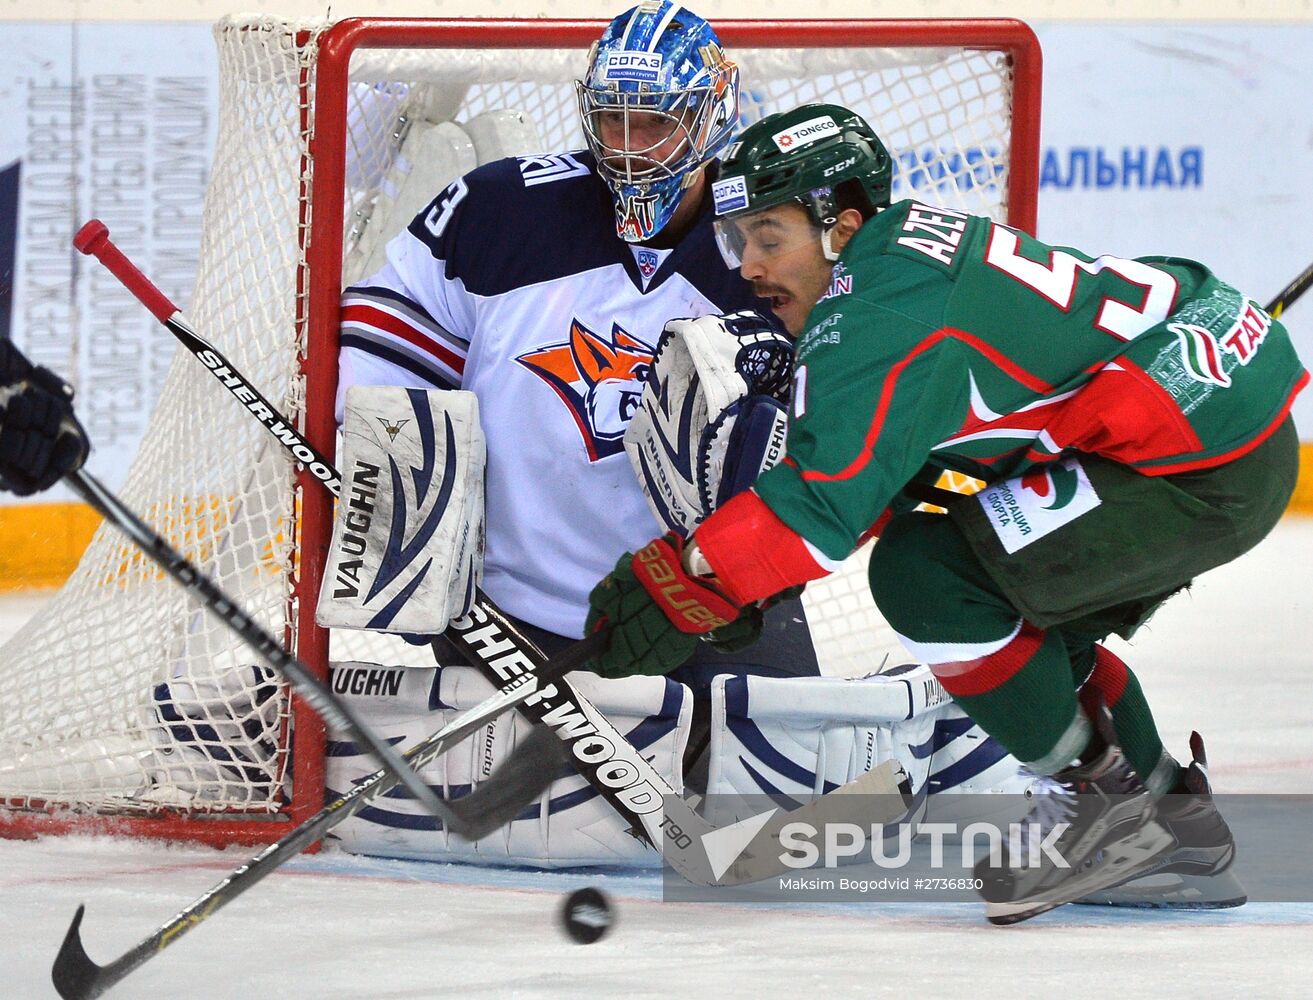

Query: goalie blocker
[318,386,486,634]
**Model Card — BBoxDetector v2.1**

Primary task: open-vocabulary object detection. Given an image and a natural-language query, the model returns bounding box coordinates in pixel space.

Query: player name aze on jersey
[336,150,768,637]
[756,199,1308,564]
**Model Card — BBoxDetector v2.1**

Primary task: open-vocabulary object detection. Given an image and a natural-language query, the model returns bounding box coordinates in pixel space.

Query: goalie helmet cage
[0,16,1041,847]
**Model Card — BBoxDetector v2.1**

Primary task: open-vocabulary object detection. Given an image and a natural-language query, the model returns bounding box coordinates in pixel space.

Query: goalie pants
[869,417,1299,786]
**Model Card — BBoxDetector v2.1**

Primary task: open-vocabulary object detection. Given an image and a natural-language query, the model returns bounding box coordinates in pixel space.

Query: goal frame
[0,17,1041,848]
[300,19,1041,834]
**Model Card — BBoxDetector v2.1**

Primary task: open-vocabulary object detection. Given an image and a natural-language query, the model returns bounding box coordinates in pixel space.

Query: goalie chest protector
[339,151,771,636]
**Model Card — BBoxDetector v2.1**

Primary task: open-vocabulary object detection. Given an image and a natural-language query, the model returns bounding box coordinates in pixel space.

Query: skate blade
[985,821,1176,925]
[1075,866,1248,909]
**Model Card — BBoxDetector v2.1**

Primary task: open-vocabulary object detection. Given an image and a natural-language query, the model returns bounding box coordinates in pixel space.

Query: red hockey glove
[584,533,743,679]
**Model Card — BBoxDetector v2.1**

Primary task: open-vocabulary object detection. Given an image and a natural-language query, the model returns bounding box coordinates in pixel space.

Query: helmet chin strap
[821,225,841,262]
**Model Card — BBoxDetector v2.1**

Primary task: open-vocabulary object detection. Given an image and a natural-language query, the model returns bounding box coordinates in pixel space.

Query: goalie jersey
[337,151,772,638]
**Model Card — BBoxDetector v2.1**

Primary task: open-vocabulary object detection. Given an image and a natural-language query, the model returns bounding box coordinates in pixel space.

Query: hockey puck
[560,887,613,944]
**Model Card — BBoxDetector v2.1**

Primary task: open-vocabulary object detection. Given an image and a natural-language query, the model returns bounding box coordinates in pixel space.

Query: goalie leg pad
[324,662,693,868]
[317,386,485,634]
[704,667,1031,826]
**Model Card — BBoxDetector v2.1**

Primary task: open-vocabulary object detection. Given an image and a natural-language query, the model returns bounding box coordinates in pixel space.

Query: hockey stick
[62,466,544,844]
[1265,260,1313,318]
[50,634,600,1000]
[74,220,913,883]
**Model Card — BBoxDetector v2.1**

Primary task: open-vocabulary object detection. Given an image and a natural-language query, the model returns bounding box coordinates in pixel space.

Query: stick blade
[446,726,570,840]
[52,905,107,1000]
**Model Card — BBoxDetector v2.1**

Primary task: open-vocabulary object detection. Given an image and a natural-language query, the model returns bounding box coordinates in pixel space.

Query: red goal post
[0,16,1041,848]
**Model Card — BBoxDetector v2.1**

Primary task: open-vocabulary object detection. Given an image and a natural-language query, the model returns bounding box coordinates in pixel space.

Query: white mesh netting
[0,15,1030,827]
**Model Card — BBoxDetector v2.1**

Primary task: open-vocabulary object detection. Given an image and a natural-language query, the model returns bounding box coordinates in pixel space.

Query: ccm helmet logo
[772,116,840,153]
[824,156,858,177]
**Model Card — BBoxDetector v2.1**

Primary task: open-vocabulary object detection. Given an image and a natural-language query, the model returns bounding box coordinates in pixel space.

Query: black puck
[560,887,613,944]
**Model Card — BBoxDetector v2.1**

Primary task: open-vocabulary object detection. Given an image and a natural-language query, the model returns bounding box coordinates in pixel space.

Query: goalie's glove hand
[0,341,89,496]
[714,309,795,402]
[584,533,743,679]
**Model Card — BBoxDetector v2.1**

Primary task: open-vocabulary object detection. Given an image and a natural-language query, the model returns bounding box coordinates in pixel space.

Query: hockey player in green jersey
[581,103,1308,923]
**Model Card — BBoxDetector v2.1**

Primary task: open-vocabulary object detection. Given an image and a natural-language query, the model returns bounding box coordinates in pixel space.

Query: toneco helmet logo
[772,117,840,153]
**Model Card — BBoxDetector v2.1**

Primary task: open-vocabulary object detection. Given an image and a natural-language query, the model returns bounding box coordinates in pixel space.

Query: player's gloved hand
[0,342,90,496]
[703,584,805,653]
[584,533,743,679]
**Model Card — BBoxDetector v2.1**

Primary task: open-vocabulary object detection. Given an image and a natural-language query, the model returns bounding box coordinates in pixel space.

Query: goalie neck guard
[711,103,893,267]
[576,2,740,243]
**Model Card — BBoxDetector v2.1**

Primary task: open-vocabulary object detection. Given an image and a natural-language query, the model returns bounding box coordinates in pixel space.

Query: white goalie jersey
[336,150,772,638]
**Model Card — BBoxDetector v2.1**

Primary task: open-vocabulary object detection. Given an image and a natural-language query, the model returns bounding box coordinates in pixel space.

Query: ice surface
[1,521,1310,999]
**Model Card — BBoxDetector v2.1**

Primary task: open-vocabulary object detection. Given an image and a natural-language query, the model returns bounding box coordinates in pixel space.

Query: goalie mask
[577,2,740,243]
[711,103,893,265]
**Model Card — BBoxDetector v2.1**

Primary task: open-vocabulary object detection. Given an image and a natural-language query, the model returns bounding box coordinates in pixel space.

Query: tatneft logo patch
[602,51,664,83]
[712,176,749,215]
[975,455,1101,554]
[772,116,839,153]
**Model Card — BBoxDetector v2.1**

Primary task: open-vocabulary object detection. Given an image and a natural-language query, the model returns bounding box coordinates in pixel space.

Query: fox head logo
[516,319,654,461]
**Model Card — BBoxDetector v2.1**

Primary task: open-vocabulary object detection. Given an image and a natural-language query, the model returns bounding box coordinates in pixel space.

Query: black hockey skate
[1077,732,1246,909]
[974,711,1174,925]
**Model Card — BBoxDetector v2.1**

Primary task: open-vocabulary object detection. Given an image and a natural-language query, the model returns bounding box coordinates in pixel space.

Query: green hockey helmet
[711,103,892,266]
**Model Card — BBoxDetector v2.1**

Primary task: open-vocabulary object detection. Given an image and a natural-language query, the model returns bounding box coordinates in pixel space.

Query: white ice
[2,520,1311,999]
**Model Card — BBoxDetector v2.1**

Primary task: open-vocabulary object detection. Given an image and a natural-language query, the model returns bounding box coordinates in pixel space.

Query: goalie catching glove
[624,310,792,537]
[584,533,747,678]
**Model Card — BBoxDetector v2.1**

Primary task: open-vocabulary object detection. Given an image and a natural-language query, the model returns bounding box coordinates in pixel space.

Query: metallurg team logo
[516,319,655,461]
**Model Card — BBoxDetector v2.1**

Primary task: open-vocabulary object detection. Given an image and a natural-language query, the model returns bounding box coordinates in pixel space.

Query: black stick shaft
[51,633,603,1000]
[1266,259,1313,318]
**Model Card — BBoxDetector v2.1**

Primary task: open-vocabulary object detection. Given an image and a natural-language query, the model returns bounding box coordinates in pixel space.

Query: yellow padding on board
[1288,442,1313,514]
[0,502,103,590]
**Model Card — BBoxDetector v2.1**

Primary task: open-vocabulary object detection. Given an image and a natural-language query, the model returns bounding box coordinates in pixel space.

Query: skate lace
[1019,774,1077,851]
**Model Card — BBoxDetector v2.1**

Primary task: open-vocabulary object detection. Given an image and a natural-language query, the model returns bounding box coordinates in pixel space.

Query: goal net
[0,15,1040,845]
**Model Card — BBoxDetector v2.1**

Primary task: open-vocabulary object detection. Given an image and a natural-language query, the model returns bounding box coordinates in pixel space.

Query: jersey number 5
[984,225,1178,341]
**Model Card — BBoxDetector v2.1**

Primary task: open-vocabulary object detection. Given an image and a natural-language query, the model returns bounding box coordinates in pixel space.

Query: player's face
[596,109,691,176]
[728,204,833,336]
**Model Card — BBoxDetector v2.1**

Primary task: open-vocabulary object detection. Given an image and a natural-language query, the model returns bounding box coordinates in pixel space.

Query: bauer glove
[584,533,743,679]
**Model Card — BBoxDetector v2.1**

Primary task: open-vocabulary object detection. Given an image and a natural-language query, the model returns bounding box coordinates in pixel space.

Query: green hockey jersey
[752,200,1308,564]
